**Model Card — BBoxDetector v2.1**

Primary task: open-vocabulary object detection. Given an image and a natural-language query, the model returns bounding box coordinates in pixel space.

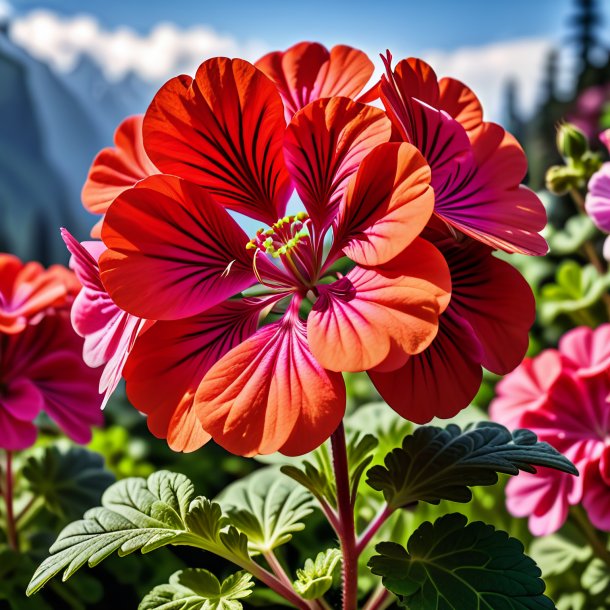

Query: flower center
[247,212,319,290]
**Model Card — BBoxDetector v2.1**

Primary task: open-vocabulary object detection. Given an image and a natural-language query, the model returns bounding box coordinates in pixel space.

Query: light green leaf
[28,471,249,596]
[547,215,598,255]
[22,443,115,520]
[139,569,254,610]
[366,422,577,510]
[217,468,314,554]
[581,558,610,596]
[293,549,341,600]
[539,261,610,324]
[369,513,554,609]
[530,523,592,577]
[556,592,588,610]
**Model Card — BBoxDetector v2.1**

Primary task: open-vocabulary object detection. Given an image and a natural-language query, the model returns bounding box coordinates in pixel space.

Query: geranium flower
[81,115,159,238]
[490,324,610,535]
[585,129,610,260]
[97,56,451,456]
[0,256,103,450]
[0,254,69,334]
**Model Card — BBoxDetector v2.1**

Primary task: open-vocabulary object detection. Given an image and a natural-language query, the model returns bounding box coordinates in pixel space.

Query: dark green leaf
[369,513,554,609]
[366,422,577,509]
[22,443,115,520]
[217,467,314,554]
[293,549,341,600]
[139,569,254,610]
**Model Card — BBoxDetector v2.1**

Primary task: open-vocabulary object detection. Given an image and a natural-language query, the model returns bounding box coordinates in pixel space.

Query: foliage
[292,549,341,600]
[369,513,554,609]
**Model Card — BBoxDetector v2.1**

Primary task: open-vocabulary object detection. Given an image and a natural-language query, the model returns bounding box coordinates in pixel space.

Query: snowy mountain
[0,27,154,264]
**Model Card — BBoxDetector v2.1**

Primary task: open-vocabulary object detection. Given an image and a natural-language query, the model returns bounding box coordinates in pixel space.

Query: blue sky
[8,0,575,53]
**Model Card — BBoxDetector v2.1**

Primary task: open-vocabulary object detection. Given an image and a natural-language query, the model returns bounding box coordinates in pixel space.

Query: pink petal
[559,324,610,377]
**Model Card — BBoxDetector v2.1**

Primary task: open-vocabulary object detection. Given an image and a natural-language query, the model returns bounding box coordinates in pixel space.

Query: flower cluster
[0,254,102,450]
[67,42,546,456]
[490,324,610,535]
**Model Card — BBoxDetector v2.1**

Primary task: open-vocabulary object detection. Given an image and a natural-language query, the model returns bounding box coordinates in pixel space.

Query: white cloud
[10,10,268,81]
[8,9,552,123]
[421,38,554,122]
[0,0,13,21]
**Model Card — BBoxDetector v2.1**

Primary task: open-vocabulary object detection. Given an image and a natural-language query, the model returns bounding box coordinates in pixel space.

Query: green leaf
[139,569,254,610]
[22,443,115,520]
[581,558,610,596]
[369,513,554,609]
[293,549,341,600]
[556,592,587,610]
[539,261,610,324]
[546,215,598,255]
[28,471,249,596]
[529,523,592,577]
[217,467,314,554]
[366,422,577,510]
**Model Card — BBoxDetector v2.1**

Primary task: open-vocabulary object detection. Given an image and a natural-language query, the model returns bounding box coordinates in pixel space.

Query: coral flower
[491,325,610,534]
[0,255,103,450]
[98,55,451,456]
[0,254,69,334]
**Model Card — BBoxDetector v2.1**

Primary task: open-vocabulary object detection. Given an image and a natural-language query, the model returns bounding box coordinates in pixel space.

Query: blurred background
[1,0,609,263]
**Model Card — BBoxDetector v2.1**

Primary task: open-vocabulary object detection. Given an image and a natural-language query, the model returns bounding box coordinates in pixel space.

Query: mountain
[0,28,154,264]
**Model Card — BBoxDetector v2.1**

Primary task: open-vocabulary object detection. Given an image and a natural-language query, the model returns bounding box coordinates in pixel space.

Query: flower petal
[308,238,450,372]
[195,310,345,456]
[334,142,434,266]
[144,59,291,224]
[100,174,255,320]
[284,97,391,230]
[256,42,374,120]
[438,77,483,131]
[124,299,263,452]
[559,324,610,377]
[441,238,535,374]
[81,115,158,237]
[369,310,483,423]
[585,164,610,233]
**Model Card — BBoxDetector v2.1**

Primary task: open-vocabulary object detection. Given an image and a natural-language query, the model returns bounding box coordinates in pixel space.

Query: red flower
[97,56,451,456]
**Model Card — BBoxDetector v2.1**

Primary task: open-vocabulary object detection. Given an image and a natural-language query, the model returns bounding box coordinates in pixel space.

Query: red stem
[4,451,18,551]
[355,505,394,556]
[331,423,358,610]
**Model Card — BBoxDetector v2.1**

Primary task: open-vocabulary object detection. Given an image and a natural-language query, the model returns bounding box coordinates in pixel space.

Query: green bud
[581,151,603,180]
[556,123,589,160]
[545,164,581,195]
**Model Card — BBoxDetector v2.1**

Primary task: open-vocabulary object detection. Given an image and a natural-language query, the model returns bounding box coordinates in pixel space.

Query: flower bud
[545,165,581,195]
[556,123,589,161]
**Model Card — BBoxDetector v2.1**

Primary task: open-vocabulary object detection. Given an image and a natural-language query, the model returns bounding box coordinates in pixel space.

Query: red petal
[124,299,262,452]
[100,174,255,320]
[369,311,483,423]
[308,239,450,373]
[82,115,158,237]
[144,59,291,224]
[284,97,391,230]
[256,42,374,120]
[195,311,345,456]
[334,142,434,266]
[438,77,483,131]
[441,239,535,374]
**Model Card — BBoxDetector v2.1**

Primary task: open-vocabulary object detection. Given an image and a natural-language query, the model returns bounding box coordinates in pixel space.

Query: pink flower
[585,130,610,259]
[0,255,103,450]
[490,324,610,535]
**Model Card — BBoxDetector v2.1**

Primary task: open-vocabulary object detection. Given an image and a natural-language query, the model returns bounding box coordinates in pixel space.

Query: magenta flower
[490,324,610,534]
[585,130,610,259]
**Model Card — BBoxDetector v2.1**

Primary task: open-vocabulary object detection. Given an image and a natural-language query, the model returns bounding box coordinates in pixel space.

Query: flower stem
[356,504,394,556]
[570,505,610,568]
[331,422,358,610]
[4,451,18,552]
[247,561,312,610]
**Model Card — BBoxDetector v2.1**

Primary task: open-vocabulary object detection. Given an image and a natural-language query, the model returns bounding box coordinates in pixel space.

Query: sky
[2,0,608,121]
